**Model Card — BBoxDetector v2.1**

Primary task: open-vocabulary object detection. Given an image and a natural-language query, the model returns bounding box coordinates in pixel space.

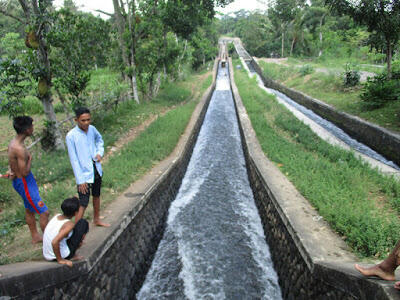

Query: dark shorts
[77,165,102,207]
[66,219,89,259]
[12,172,48,214]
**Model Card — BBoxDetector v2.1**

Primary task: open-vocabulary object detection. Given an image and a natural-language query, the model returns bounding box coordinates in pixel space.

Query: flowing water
[136,64,282,300]
[244,60,400,171]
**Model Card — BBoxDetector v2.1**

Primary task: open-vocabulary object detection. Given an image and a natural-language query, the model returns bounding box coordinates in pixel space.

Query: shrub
[21,96,43,114]
[361,71,400,109]
[298,64,314,76]
[343,63,360,87]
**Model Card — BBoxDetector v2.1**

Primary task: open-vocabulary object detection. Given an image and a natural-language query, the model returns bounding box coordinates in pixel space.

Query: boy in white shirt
[43,197,88,267]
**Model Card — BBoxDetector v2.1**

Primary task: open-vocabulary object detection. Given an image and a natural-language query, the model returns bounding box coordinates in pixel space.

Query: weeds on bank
[0,70,212,264]
[258,61,400,134]
[234,59,400,259]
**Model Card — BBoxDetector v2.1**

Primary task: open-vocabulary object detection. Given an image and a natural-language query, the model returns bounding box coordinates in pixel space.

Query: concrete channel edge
[229,57,400,299]
[0,60,218,299]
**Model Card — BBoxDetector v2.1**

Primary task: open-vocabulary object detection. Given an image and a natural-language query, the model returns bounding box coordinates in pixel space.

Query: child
[43,197,88,267]
[7,116,49,243]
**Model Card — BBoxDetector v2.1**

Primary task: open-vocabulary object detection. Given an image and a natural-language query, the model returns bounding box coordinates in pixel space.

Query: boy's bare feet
[31,234,43,244]
[93,220,110,227]
[355,263,396,281]
[71,254,84,261]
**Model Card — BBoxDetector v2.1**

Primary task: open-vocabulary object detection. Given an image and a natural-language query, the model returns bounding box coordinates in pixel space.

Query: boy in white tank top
[43,197,88,267]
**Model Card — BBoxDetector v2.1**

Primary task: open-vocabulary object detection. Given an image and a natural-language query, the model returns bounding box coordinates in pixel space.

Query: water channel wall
[0,61,218,299]
[1,56,399,300]
[249,59,400,167]
[229,57,399,299]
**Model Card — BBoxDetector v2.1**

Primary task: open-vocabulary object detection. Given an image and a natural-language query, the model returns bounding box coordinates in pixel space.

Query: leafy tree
[190,20,218,69]
[0,0,66,150]
[162,0,233,39]
[0,57,29,117]
[48,8,111,109]
[0,32,25,59]
[268,0,306,57]
[325,0,400,78]
[0,0,25,39]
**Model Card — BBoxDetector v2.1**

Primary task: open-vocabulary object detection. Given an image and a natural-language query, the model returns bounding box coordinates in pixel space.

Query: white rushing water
[137,64,282,300]
[241,57,400,176]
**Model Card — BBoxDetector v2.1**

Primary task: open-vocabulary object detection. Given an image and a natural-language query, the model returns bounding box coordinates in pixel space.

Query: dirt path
[103,72,211,163]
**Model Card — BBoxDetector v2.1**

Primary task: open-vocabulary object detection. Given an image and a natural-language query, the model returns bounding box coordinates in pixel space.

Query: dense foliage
[0,0,223,148]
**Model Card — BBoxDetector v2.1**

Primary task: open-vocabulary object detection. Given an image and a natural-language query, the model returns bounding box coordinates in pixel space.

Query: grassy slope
[257,60,400,134]
[0,69,212,264]
[234,59,400,260]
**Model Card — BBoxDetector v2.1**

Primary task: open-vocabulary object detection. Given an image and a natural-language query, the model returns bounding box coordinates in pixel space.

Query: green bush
[21,96,43,114]
[298,64,314,76]
[343,63,360,87]
[361,72,400,109]
[53,102,65,113]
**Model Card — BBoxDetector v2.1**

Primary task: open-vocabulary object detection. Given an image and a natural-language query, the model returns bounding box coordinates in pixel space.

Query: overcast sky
[53,0,268,18]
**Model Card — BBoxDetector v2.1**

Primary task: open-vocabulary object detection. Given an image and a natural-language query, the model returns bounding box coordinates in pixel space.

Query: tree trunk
[56,88,74,126]
[112,0,130,82]
[41,94,65,150]
[290,37,296,56]
[130,59,140,104]
[153,71,162,97]
[386,40,392,79]
[128,2,140,104]
[318,13,326,57]
[281,23,285,58]
[19,0,65,150]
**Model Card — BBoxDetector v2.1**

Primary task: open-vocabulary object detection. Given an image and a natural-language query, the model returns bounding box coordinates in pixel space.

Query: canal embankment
[1,54,399,299]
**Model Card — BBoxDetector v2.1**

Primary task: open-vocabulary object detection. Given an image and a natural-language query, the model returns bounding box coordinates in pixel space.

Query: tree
[269,0,306,57]
[110,0,233,104]
[325,0,400,78]
[0,57,29,117]
[0,0,25,39]
[48,8,111,110]
[3,0,66,150]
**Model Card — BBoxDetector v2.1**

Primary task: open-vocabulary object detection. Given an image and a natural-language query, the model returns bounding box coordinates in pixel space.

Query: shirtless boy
[7,116,49,243]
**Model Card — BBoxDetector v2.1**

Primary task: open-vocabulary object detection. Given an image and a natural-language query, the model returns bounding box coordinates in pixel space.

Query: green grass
[0,68,212,264]
[258,61,400,133]
[234,59,400,259]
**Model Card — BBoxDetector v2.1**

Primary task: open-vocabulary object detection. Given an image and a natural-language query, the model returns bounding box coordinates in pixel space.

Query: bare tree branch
[0,7,26,23]
[17,0,30,19]
[94,9,114,17]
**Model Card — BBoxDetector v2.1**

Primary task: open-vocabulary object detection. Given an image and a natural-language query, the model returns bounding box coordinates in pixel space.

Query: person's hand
[58,259,73,267]
[95,154,102,163]
[78,183,88,194]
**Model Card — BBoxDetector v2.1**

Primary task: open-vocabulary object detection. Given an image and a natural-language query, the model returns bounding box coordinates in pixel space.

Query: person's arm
[51,221,75,267]
[93,127,104,161]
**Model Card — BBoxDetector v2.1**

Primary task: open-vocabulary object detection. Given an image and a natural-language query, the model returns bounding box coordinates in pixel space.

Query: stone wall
[0,60,218,300]
[229,57,399,299]
[249,59,400,167]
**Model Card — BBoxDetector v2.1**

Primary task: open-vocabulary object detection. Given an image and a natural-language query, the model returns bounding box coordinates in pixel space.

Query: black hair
[13,116,33,134]
[61,197,80,218]
[74,107,90,118]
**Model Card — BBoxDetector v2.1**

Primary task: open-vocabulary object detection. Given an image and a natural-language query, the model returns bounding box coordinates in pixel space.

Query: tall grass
[234,59,400,259]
